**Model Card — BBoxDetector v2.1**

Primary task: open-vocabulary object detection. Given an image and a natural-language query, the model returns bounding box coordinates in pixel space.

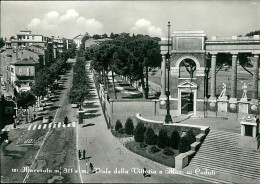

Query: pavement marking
[62,123,66,128]
[48,123,52,128]
[72,122,75,127]
[38,125,42,129]
[67,124,71,128]
[58,122,61,128]
[43,124,47,129]
[32,125,37,130]
[28,125,32,130]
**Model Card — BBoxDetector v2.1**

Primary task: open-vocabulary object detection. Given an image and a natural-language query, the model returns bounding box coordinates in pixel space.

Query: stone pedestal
[249,99,259,115]
[238,100,249,119]
[217,96,228,118]
[228,98,238,120]
[207,97,217,117]
[238,115,260,150]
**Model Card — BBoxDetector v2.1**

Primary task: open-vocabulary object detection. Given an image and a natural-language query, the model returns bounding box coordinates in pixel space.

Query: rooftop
[13,57,39,66]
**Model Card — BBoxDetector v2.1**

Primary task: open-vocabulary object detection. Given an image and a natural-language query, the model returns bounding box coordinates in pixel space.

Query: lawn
[149,68,260,98]
[111,129,134,138]
[125,141,178,168]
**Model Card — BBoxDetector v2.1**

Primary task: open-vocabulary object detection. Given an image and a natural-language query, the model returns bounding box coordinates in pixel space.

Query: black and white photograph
[0,0,260,183]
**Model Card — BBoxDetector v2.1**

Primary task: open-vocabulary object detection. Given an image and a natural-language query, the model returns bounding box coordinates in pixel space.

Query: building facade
[10,58,38,93]
[159,31,260,119]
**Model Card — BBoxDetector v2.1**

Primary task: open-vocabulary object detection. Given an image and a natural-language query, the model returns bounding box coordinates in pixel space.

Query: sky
[1,1,260,39]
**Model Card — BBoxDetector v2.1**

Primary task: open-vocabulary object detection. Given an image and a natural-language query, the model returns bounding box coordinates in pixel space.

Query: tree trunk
[105,70,109,93]
[145,66,149,99]
[102,69,105,85]
[140,77,146,99]
[112,70,117,99]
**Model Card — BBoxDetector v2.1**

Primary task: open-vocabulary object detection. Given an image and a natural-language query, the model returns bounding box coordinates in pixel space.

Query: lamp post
[164,21,173,124]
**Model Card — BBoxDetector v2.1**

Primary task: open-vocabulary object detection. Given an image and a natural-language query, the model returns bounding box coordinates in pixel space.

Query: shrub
[118,128,125,134]
[134,123,145,142]
[150,145,161,154]
[144,127,156,145]
[156,128,169,149]
[115,120,123,131]
[170,131,180,149]
[125,118,134,135]
[186,130,196,145]
[178,136,191,153]
[163,147,175,156]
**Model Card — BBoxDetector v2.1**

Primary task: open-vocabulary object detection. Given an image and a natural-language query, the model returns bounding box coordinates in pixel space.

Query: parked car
[42,116,51,124]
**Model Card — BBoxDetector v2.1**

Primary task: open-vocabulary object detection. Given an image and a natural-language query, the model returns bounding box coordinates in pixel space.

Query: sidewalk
[76,63,206,183]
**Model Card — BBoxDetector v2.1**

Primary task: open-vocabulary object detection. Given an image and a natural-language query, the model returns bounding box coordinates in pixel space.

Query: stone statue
[219,82,227,98]
[241,83,247,99]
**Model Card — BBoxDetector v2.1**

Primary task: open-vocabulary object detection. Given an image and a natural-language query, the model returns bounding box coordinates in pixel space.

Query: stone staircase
[188,129,260,183]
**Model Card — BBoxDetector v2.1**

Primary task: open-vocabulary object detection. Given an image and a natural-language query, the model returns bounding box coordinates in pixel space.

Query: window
[27,36,29,39]
[23,36,25,39]
[11,68,14,73]
[32,36,34,40]
[19,68,23,75]
[27,68,31,76]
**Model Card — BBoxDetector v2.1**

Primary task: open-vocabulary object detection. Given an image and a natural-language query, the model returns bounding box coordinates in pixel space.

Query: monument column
[252,54,259,100]
[249,54,259,115]
[208,53,218,117]
[228,53,238,120]
[160,55,167,99]
[230,54,238,99]
[210,54,217,99]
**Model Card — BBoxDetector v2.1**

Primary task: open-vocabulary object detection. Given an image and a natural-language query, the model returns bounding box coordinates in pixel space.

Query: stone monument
[217,83,228,117]
[238,115,260,150]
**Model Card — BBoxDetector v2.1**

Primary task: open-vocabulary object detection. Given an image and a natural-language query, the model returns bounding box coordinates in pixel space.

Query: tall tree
[126,35,161,99]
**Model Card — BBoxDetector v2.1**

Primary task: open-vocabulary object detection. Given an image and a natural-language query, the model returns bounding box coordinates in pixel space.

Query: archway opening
[179,59,197,78]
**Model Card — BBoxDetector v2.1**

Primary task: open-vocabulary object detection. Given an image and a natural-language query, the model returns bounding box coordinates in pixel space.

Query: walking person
[78,150,82,160]
[143,168,151,178]
[82,150,86,160]
[89,163,94,174]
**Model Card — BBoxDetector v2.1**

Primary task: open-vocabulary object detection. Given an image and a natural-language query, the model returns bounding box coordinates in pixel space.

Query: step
[191,155,260,170]
[195,149,260,162]
[190,162,260,180]
[206,133,239,140]
[209,129,240,135]
[202,140,239,148]
[190,162,260,179]
[191,156,260,170]
[197,144,260,157]
[181,170,234,184]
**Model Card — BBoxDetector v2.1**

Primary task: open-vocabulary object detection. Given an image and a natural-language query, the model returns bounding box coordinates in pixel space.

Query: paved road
[77,62,206,183]
[1,59,80,183]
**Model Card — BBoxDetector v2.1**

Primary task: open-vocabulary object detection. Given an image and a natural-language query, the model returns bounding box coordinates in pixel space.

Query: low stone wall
[135,113,210,170]
[135,113,207,136]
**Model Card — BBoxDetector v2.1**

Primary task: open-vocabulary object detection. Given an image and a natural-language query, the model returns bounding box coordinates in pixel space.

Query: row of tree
[68,57,90,108]
[115,119,196,153]
[85,33,161,99]
[134,122,196,153]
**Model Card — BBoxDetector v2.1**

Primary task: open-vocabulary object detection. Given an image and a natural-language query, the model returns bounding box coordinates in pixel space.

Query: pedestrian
[78,150,82,160]
[89,163,94,174]
[143,168,151,178]
[143,168,147,177]
[13,122,16,129]
[82,150,86,160]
